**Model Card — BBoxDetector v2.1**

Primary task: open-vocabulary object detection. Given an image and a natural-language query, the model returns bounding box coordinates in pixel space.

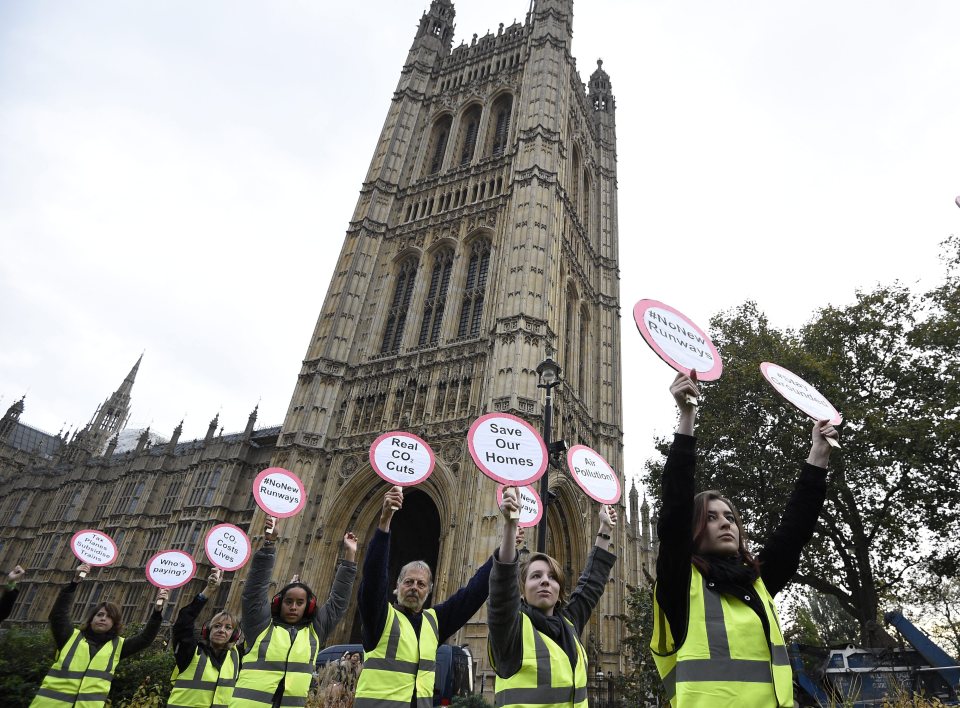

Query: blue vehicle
[792,610,960,706]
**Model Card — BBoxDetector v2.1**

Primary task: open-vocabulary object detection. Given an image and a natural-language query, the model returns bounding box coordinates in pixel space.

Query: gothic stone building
[0,0,659,687]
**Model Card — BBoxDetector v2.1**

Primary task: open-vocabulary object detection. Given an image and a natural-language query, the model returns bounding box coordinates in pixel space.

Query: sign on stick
[760,362,842,447]
[496,484,543,528]
[566,445,622,504]
[467,413,547,486]
[633,299,723,380]
[204,523,251,572]
[369,431,436,487]
[145,550,196,589]
[252,467,306,518]
[70,530,118,567]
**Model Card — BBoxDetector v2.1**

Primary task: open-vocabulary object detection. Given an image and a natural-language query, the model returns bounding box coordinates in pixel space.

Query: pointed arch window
[582,169,592,231]
[488,94,514,157]
[425,115,453,176]
[418,248,454,346]
[570,147,581,212]
[579,304,591,392]
[457,239,490,338]
[564,284,578,378]
[381,257,419,353]
[458,105,482,167]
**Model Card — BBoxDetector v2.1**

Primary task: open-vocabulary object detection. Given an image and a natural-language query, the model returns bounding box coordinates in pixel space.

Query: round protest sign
[70,529,118,567]
[145,550,196,589]
[369,431,435,487]
[760,362,842,425]
[468,413,547,486]
[204,523,251,572]
[496,484,543,528]
[633,299,723,380]
[252,467,306,518]
[566,445,622,504]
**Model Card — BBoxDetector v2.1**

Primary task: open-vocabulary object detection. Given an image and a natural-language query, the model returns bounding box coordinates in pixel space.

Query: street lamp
[535,357,565,553]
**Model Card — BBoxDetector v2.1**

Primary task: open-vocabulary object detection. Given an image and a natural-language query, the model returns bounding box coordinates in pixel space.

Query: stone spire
[65,355,141,462]
[166,420,183,454]
[205,413,220,445]
[411,0,455,55]
[243,404,259,439]
[0,395,25,441]
[589,58,615,113]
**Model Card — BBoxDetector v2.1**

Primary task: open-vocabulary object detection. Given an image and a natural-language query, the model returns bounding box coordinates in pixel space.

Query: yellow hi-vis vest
[354,605,439,708]
[650,566,793,707]
[167,645,240,708]
[30,628,125,707]
[492,613,588,708]
[231,622,319,708]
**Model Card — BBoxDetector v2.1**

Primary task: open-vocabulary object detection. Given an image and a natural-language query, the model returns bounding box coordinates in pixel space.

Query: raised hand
[500,486,520,521]
[264,516,278,542]
[379,486,404,531]
[343,532,358,562]
[808,419,839,468]
[600,504,618,531]
[6,565,24,585]
[205,568,223,594]
[74,563,92,582]
[155,588,170,609]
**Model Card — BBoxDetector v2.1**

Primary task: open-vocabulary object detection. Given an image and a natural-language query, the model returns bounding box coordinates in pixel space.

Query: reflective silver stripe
[676,658,773,683]
[423,610,438,638]
[364,657,418,674]
[308,626,318,664]
[662,665,676,700]
[701,577,730,659]
[385,612,402,660]
[171,678,217,690]
[192,651,208,680]
[496,686,588,706]
[242,660,314,672]
[771,643,790,666]
[354,699,410,708]
[278,696,307,707]
[35,687,111,702]
[103,637,121,673]
[256,624,274,663]
[60,631,84,669]
[416,697,433,708]
[530,621,552,687]
[233,686,275,702]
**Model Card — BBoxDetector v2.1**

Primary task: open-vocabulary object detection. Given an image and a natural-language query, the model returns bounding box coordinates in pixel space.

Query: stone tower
[242,0,626,678]
[63,355,140,462]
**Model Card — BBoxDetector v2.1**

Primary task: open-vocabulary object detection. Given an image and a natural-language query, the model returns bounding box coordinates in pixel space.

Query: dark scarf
[521,602,579,670]
[702,554,759,589]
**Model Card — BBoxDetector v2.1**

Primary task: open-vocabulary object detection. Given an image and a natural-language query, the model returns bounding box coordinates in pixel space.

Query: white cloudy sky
[1,0,958,494]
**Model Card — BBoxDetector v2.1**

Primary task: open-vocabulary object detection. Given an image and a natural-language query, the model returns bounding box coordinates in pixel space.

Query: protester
[0,564,25,622]
[488,486,618,707]
[30,562,167,707]
[168,567,244,707]
[354,485,493,708]
[649,371,838,707]
[233,516,358,708]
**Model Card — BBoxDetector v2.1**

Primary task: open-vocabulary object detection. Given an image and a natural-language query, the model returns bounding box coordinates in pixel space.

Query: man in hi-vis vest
[354,486,494,708]
[233,516,358,708]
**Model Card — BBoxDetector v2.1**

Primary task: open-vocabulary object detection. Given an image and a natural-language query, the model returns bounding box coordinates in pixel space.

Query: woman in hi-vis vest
[488,487,618,708]
[650,372,838,707]
[30,562,167,707]
[232,515,357,708]
[167,568,245,708]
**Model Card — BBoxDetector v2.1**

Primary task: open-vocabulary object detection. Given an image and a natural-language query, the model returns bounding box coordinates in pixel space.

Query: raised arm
[487,487,524,678]
[312,532,358,642]
[49,564,90,648]
[241,516,279,642]
[173,570,221,670]
[759,420,837,595]
[120,588,167,659]
[0,565,24,622]
[564,505,618,635]
[358,488,402,650]
[654,373,700,643]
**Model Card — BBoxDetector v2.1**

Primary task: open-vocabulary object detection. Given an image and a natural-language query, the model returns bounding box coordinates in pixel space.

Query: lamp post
[535,357,562,553]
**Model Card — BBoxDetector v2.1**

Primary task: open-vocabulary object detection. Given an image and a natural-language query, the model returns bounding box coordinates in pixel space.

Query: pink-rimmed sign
[253,467,306,518]
[369,431,435,487]
[566,445,622,504]
[468,413,547,486]
[145,549,196,589]
[633,299,723,380]
[760,362,843,425]
[204,523,251,572]
[496,484,543,528]
[70,529,118,567]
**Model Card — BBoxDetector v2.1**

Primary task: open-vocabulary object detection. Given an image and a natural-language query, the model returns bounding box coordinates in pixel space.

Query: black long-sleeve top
[173,591,246,672]
[49,582,162,658]
[358,529,492,650]
[655,433,827,647]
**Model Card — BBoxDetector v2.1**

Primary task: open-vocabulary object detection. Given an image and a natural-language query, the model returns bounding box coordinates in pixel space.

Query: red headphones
[271,584,317,619]
[201,617,241,644]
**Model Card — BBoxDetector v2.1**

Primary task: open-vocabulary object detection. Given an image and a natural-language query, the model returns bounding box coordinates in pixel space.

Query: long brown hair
[80,602,123,636]
[519,552,567,609]
[691,490,759,577]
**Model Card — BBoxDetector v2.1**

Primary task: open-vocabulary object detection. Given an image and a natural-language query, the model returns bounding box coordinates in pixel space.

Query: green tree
[616,579,666,707]
[786,590,861,647]
[643,238,960,645]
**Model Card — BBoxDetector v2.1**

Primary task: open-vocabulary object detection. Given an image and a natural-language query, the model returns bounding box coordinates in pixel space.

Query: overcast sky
[2,0,958,496]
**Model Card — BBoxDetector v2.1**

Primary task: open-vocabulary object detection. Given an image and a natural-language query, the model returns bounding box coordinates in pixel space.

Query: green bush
[451,695,495,708]
[0,623,174,708]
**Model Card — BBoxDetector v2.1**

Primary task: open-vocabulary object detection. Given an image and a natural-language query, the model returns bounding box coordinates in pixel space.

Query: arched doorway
[348,488,441,642]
